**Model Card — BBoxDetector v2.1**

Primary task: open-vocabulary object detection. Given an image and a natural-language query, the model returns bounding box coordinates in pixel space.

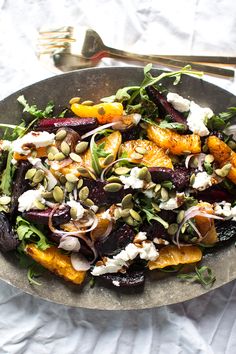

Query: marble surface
[0,0,236,353]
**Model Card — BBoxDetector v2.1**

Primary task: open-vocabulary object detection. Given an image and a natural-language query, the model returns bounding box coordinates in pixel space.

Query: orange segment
[119,139,173,168]
[148,245,202,270]
[147,124,201,155]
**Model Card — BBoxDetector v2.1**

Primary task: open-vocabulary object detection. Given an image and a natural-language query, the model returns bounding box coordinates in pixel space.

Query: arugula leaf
[177,265,216,288]
[16,216,50,251]
[0,149,15,196]
[17,95,54,119]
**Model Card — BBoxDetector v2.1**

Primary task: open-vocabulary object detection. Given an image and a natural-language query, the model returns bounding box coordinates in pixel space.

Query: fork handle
[102,46,235,78]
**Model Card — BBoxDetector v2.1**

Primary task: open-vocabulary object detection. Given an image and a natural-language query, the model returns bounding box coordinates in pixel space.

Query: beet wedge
[36,117,98,134]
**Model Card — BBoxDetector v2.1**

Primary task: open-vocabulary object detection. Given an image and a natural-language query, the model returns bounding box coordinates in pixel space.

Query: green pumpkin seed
[121,194,133,209]
[65,173,79,183]
[177,210,185,224]
[167,223,178,235]
[69,96,81,105]
[130,152,143,160]
[33,170,45,184]
[77,179,83,189]
[120,208,131,218]
[54,152,66,161]
[129,209,141,222]
[103,183,123,193]
[205,154,214,164]
[107,176,121,183]
[25,168,37,180]
[0,196,11,205]
[83,198,94,207]
[215,163,232,177]
[47,146,59,155]
[79,186,89,200]
[103,154,115,166]
[69,152,82,163]
[75,141,89,154]
[60,141,70,156]
[97,106,106,115]
[65,181,75,193]
[47,152,55,161]
[55,129,67,141]
[114,166,130,175]
[81,100,94,106]
[124,215,135,226]
[70,207,78,220]
[135,146,147,155]
[161,187,168,201]
[53,186,64,202]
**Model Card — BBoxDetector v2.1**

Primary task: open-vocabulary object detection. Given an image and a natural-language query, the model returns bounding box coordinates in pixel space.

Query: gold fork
[38,26,235,77]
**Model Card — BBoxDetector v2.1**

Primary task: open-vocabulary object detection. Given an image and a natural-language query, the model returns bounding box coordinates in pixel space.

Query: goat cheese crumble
[192,171,212,191]
[167,92,190,112]
[120,167,144,189]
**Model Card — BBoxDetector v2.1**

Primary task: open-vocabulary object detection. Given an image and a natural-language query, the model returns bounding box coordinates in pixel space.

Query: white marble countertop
[0,1,236,353]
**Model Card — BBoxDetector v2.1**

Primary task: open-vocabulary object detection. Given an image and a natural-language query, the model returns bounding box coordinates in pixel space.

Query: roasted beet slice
[10,160,31,216]
[146,86,187,128]
[0,213,19,252]
[149,166,190,191]
[55,127,80,152]
[36,117,98,134]
[96,224,135,257]
[100,270,145,288]
[82,178,131,206]
[22,205,71,226]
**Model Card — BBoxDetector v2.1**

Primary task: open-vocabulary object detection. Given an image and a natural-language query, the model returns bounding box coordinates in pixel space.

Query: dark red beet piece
[146,86,188,128]
[100,270,145,288]
[36,117,98,134]
[0,213,19,252]
[95,224,135,257]
[22,205,71,226]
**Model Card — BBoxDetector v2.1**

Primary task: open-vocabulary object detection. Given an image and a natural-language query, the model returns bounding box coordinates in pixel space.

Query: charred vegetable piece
[147,124,201,155]
[100,270,145,287]
[71,102,123,124]
[10,160,31,216]
[149,166,190,191]
[96,224,135,257]
[146,86,188,127]
[148,245,202,270]
[0,213,19,252]
[55,127,80,153]
[36,117,98,134]
[22,205,71,227]
[25,244,86,285]
[119,139,173,168]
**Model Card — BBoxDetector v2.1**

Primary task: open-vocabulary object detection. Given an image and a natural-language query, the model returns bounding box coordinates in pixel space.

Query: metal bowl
[0,67,236,310]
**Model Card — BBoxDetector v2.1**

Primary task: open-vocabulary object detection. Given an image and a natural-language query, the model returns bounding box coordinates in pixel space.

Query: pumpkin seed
[97,106,106,115]
[65,173,79,183]
[205,154,214,164]
[114,166,130,175]
[154,184,161,193]
[103,183,123,192]
[190,174,195,186]
[33,170,45,184]
[69,152,82,163]
[83,198,94,207]
[79,186,89,200]
[54,152,66,161]
[60,141,70,156]
[34,200,46,210]
[53,186,64,202]
[70,207,78,220]
[121,194,133,209]
[103,154,115,166]
[120,208,131,218]
[69,96,81,105]
[81,100,94,106]
[107,176,121,183]
[77,179,83,189]
[130,209,141,222]
[160,187,169,201]
[65,181,75,193]
[167,223,178,235]
[47,152,54,161]
[25,168,37,180]
[47,146,59,155]
[215,163,232,177]
[55,129,67,141]
[124,215,135,226]
[77,166,88,175]
[75,141,89,154]
[135,146,147,155]
[0,196,11,205]
[114,208,122,219]
[130,152,143,160]
[177,210,185,224]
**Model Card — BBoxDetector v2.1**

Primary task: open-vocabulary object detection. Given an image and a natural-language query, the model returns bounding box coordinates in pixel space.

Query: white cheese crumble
[187,101,214,137]
[12,131,55,155]
[101,209,112,221]
[67,200,85,219]
[18,187,45,212]
[91,240,159,276]
[120,167,144,190]
[192,171,212,191]
[167,92,190,112]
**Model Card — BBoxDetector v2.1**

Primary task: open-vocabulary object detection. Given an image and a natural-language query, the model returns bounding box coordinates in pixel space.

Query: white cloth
[0,0,236,353]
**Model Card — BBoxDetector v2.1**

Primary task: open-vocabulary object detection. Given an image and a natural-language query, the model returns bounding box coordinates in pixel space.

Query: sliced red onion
[71,253,91,271]
[100,158,129,182]
[81,122,117,140]
[59,236,81,252]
